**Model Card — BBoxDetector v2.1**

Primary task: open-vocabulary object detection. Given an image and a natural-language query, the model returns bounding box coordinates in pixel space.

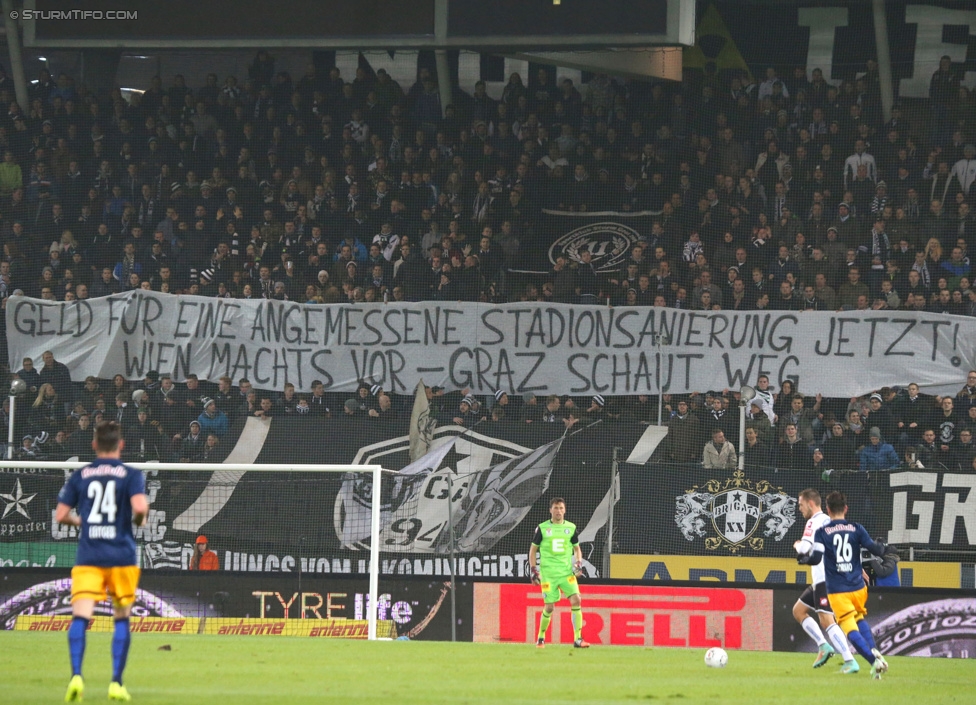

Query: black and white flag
[334,435,563,554]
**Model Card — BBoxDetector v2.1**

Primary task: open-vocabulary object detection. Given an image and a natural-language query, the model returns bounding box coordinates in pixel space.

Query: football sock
[112,618,131,685]
[857,620,877,652]
[801,616,826,647]
[826,623,855,661]
[847,629,875,664]
[68,616,88,677]
[537,611,552,640]
[571,606,583,641]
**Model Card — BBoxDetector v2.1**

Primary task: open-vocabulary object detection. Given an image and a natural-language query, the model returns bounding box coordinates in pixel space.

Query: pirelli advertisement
[473,583,773,650]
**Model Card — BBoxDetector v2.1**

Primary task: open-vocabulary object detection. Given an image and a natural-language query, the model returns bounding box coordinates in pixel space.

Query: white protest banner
[7,291,974,396]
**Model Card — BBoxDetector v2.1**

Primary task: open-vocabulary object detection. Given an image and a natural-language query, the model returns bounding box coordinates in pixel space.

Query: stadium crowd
[1,51,976,471]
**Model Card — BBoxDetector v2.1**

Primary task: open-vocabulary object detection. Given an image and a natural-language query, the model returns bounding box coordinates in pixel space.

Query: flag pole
[447,472,457,643]
[602,446,620,578]
[442,417,487,643]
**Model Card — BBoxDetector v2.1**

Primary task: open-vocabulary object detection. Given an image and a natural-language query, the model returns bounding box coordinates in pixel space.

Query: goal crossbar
[0,460,390,640]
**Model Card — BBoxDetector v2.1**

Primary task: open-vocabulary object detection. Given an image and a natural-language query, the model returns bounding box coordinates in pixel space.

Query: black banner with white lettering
[3,419,974,575]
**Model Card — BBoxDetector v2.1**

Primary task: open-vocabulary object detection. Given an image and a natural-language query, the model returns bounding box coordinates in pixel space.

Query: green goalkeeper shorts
[540,573,580,604]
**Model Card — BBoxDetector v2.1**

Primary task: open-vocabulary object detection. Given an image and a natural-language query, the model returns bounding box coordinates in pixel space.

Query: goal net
[0,460,396,640]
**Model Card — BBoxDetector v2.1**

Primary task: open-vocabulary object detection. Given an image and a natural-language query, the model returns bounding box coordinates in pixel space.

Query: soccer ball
[704,647,728,668]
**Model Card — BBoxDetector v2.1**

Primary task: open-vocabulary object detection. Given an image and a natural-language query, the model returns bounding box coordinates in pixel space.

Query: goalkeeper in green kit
[529,497,589,648]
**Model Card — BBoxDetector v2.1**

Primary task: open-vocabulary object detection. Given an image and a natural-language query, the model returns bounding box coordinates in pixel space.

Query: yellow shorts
[828,585,868,635]
[541,574,580,604]
[70,565,141,607]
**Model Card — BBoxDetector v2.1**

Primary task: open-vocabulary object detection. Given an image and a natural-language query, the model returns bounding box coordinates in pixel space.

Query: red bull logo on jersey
[674,470,797,553]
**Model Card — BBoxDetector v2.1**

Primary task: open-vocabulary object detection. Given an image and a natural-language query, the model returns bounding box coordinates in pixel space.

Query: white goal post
[0,461,388,640]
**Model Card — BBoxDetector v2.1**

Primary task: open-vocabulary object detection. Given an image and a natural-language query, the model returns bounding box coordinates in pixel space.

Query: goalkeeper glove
[530,566,541,585]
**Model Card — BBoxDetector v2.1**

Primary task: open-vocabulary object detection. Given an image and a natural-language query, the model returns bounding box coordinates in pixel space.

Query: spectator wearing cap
[810,447,829,474]
[666,398,701,463]
[858,426,900,471]
[197,397,229,437]
[584,394,607,420]
[190,535,219,571]
[493,389,520,418]
[180,421,205,462]
[448,394,482,427]
[830,203,857,249]
[745,399,774,444]
[18,434,41,459]
[703,428,737,470]
[864,392,896,445]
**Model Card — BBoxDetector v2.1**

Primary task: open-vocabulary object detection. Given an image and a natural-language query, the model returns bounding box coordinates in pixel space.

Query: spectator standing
[703,429,737,469]
[189,535,219,571]
[858,427,900,471]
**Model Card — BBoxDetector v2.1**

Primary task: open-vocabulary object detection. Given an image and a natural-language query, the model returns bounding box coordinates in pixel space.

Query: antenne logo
[674,470,797,553]
[1,479,36,520]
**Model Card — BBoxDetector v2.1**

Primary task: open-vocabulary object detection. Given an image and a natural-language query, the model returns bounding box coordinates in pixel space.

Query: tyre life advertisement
[0,569,472,641]
[773,588,976,658]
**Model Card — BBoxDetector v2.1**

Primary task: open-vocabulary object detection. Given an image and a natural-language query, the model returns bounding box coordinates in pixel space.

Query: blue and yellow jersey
[58,459,145,567]
[813,519,885,594]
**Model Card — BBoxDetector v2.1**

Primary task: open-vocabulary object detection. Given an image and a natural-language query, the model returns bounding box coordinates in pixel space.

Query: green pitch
[1,632,972,704]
